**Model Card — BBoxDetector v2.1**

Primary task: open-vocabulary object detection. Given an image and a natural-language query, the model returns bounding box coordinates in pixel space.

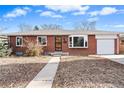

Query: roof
[120,34,124,37]
[6,30,122,36]
[0,35,7,38]
[0,35,8,41]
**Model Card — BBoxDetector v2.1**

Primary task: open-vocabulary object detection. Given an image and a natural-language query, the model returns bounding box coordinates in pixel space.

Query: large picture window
[37,36,47,46]
[69,35,88,48]
[16,36,23,46]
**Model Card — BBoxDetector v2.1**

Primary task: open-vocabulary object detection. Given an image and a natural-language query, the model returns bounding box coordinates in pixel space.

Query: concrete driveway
[96,55,124,64]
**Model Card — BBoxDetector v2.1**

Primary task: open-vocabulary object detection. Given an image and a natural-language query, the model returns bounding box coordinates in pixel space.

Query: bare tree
[88,21,96,30]
[40,24,62,30]
[74,20,96,31]
[18,23,33,32]
[33,25,40,31]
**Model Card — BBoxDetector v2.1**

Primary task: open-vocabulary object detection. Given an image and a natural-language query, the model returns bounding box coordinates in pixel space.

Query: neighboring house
[0,35,7,41]
[119,34,124,54]
[7,30,120,55]
[0,35,8,45]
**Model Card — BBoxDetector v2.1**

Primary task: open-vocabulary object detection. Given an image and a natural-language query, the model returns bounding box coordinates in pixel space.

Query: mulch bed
[52,56,124,88]
[0,57,50,88]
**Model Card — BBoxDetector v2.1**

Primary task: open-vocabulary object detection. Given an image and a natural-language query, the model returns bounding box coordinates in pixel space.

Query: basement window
[16,36,23,46]
[37,36,47,46]
[69,35,88,48]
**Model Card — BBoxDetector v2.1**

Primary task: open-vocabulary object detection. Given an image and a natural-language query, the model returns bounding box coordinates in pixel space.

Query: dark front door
[55,36,62,51]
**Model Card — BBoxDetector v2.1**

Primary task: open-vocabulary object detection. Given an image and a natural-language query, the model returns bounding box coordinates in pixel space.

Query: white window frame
[37,36,47,46]
[16,36,23,47]
[68,35,88,48]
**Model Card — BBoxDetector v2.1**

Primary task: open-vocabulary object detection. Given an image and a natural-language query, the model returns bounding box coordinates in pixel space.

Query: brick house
[119,34,124,54]
[8,30,120,55]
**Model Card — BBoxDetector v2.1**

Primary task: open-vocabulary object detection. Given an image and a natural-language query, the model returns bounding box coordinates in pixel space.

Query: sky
[0,5,124,33]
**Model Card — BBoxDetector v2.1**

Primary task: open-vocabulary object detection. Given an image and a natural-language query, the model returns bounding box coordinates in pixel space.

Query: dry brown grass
[0,56,51,88]
[52,56,124,88]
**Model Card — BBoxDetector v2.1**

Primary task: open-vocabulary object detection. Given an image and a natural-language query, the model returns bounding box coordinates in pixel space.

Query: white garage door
[97,39,115,54]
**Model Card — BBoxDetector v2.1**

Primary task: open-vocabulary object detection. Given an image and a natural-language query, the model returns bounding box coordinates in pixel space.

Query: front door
[55,36,62,51]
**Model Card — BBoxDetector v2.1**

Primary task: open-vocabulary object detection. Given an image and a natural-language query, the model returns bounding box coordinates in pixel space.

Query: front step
[49,52,69,56]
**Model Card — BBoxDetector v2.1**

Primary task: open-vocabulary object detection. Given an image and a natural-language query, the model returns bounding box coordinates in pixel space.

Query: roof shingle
[7,29,121,36]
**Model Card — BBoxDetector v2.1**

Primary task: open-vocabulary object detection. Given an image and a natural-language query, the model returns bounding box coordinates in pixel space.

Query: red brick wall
[9,35,55,54]
[116,34,120,54]
[114,34,120,54]
[46,35,55,52]
[9,36,37,53]
[62,35,96,55]
[10,35,120,55]
[115,39,117,54]
[9,35,97,55]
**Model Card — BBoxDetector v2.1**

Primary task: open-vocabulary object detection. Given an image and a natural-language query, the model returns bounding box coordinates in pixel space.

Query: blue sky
[0,5,124,33]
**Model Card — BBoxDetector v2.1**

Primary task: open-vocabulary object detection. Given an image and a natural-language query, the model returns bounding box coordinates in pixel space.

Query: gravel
[52,56,124,88]
[0,56,51,88]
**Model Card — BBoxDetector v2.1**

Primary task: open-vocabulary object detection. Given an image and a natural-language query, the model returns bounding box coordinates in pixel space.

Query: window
[73,37,84,47]
[69,35,88,48]
[37,36,47,46]
[16,36,23,46]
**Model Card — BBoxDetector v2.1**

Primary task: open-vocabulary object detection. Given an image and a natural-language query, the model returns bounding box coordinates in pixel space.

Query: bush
[0,40,12,57]
[24,38,44,56]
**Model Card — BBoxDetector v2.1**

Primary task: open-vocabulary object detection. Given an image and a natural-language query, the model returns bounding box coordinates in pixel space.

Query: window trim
[68,35,88,48]
[37,36,47,46]
[16,36,23,47]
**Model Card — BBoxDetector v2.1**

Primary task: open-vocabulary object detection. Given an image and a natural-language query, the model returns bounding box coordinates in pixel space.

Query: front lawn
[52,56,124,88]
[0,56,51,88]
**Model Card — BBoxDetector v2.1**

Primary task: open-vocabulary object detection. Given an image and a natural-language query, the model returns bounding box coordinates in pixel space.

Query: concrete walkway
[91,55,124,65]
[99,55,124,65]
[26,57,60,88]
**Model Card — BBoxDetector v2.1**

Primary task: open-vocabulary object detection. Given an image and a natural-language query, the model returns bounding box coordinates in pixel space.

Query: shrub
[24,38,44,56]
[0,40,12,57]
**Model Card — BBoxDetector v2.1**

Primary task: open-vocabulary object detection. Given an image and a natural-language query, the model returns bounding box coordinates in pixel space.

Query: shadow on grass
[0,63,46,88]
[52,58,124,88]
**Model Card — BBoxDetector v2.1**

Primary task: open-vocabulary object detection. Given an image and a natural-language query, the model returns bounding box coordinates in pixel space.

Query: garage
[97,39,114,54]
[96,35,117,55]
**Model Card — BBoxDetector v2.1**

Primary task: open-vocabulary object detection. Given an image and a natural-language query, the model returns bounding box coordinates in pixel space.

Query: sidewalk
[90,55,124,65]
[98,55,124,65]
[26,57,60,88]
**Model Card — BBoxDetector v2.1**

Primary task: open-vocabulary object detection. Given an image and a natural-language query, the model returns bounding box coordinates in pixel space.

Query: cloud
[35,10,42,13]
[72,11,86,15]
[23,7,31,11]
[104,24,124,28]
[4,7,31,18]
[89,11,99,16]
[113,25,124,28]
[72,6,90,15]
[87,17,99,22]
[89,7,120,16]
[40,11,63,18]
[45,5,89,14]
[100,7,117,15]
